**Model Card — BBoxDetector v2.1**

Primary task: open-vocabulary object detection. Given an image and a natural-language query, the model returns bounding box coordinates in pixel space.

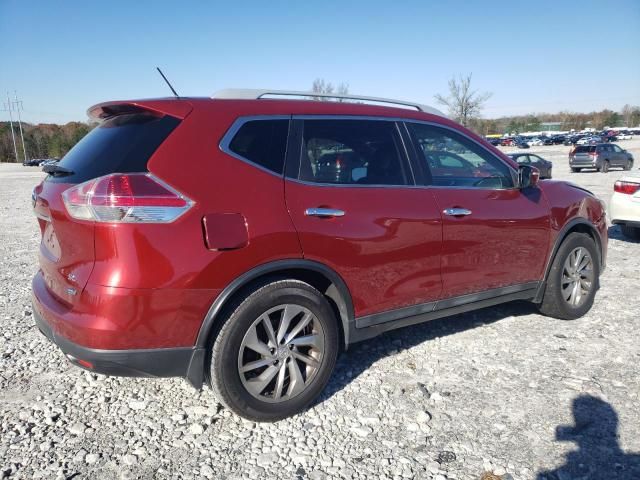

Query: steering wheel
[473,175,505,188]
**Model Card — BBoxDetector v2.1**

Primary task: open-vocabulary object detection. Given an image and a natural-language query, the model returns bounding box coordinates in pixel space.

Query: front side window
[407,123,514,189]
[612,145,623,153]
[298,120,409,185]
[228,119,289,174]
[514,155,531,164]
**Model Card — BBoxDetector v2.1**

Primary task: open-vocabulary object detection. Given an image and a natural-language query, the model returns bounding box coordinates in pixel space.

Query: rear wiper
[42,164,74,177]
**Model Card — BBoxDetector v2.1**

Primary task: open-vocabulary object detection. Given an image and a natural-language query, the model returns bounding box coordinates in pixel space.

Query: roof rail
[211,88,445,116]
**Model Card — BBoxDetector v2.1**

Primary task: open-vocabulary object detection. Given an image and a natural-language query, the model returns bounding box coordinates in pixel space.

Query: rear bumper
[31,272,207,388]
[610,192,640,225]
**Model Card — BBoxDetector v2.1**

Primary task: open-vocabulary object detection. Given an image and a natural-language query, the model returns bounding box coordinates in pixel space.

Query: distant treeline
[470,105,640,135]
[0,121,94,163]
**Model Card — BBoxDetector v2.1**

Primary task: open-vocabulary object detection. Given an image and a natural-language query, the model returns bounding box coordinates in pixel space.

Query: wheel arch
[195,260,355,351]
[534,218,603,303]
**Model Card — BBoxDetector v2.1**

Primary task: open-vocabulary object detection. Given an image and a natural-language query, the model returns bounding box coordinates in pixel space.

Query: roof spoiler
[87,98,193,120]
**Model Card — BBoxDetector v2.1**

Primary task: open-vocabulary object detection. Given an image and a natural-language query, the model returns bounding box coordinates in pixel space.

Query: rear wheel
[208,279,339,421]
[621,225,640,240]
[538,232,599,320]
[602,160,610,173]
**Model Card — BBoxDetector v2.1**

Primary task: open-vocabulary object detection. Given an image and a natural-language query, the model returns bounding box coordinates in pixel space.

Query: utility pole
[13,92,28,162]
[3,93,19,162]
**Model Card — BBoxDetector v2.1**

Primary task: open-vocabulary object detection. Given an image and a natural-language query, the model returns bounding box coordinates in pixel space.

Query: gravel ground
[1,140,639,480]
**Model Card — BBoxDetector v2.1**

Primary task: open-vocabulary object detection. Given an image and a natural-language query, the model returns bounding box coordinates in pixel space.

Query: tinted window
[299,120,408,185]
[407,123,514,189]
[228,119,289,174]
[513,155,530,164]
[612,145,623,153]
[51,113,180,184]
[575,146,596,153]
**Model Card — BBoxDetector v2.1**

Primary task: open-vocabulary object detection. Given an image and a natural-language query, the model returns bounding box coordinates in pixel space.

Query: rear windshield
[574,146,596,153]
[48,113,180,183]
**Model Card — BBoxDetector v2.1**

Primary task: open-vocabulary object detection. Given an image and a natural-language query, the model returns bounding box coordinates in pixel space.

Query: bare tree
[434,74,492,127]
[621,104,639,127]
[311,79,349,101]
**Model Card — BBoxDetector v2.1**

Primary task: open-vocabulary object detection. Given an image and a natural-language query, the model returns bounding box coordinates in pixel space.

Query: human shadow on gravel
[608,225,640,243]
[318,299,537,404]
[537,395,640,480]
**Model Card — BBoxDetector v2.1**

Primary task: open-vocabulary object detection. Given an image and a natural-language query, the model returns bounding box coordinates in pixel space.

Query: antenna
[156,67,179,98]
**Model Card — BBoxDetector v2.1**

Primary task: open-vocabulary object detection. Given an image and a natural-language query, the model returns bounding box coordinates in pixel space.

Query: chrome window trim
[218,115,291,178]
[403,119,520,191]
[291,116,416,188]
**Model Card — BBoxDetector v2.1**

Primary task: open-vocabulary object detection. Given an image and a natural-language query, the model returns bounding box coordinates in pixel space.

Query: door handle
[443,208,472,216]
[304,208,345,218]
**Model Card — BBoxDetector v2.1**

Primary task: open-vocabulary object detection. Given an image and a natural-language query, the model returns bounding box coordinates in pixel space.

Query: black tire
[602,160,610,173]
[621,225,640,240]
[570,167,581,173]
[538,232,600,320]
[208,279,339,422]
[624,159,633,171]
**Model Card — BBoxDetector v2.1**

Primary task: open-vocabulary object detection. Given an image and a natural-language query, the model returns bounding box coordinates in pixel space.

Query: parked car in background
[577,136,603,145]
[569,144,634,172]
[610,174,640,240]
[486,137,501,146]
[527,137,544,146]
[513,138,530,149]
[508,153,553,179]
[617,132,633,140]
[31,89,608,421]
[551,135,566,144]
[500,137,515,146]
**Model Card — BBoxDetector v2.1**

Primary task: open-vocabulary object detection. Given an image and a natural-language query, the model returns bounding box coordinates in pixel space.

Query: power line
[2,93,19,162]
[13,92,28,162]
[1,92,29,162]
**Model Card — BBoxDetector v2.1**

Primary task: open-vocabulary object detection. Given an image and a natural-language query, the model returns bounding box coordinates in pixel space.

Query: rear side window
[50,113,180,184]
[575,146,596,153]
[298,120,409,185]
[407,123,514,189]
[227,119,289,174]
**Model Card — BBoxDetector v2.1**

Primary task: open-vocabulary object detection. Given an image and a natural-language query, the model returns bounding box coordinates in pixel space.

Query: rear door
[405,121,550,298]
[284,118,443,318]
[33,109,182,305]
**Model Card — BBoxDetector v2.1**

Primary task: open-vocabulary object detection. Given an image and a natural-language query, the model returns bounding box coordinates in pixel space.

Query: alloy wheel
[561,247,594,307]
[237,304,325,403]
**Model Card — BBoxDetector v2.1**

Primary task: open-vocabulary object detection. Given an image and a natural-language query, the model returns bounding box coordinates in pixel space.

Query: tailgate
[34,181,94,304]
[32,99,189,304]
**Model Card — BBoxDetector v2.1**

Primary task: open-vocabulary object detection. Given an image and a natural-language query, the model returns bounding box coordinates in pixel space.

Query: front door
[406,121,551,298]
[284,118,443,318]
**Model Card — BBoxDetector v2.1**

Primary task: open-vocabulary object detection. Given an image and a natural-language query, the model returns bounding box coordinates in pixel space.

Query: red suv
[32,90,607,421]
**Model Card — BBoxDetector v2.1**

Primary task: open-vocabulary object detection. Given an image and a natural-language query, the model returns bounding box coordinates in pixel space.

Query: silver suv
[570,143,634,173]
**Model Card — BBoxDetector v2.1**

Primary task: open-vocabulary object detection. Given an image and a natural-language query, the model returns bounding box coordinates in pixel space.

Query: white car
[617,133,633,140]
[610,173,640,240]
[527,137,543,146]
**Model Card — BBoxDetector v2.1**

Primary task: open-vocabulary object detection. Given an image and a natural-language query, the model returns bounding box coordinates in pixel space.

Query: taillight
[614,180,640,195]
[589,152,598,157]
[62,173,193,223]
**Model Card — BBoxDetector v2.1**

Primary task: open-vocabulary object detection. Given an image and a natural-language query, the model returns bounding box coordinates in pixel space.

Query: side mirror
[518,165,540,189]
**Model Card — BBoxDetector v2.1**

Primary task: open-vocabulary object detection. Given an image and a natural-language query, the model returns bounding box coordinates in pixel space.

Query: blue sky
[1,0,639,124]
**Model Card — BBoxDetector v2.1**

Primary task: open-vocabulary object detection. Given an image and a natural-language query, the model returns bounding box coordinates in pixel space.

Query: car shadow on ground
[537,395,640,480]
[608,225,640,243]
[318,299,537,404]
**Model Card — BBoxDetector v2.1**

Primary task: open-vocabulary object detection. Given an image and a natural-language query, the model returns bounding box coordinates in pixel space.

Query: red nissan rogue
[32,90,607,421]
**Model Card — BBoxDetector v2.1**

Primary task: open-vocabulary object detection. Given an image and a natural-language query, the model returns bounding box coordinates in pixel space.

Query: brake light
[589,151,598,157]
[62,173,193,223]
[614,180,640,195]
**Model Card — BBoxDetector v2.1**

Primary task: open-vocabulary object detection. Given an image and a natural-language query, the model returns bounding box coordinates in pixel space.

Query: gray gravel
[1,140,640,480]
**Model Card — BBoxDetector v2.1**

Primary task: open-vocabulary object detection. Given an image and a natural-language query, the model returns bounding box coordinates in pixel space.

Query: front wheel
[538,232,599,320]
[571,167,581,173]
[208,279,339,421]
